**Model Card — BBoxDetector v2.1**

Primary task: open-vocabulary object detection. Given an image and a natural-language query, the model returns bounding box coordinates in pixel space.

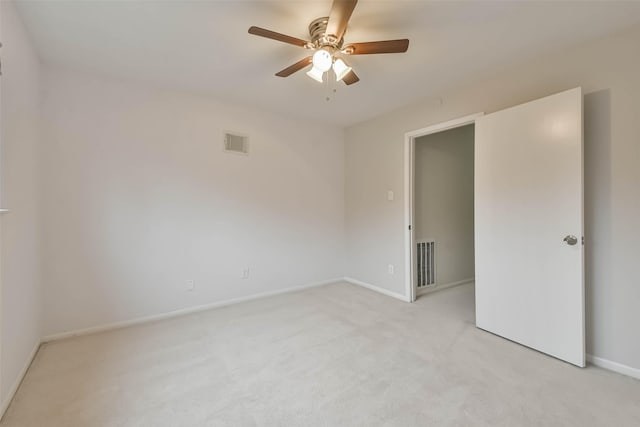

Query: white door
[475,87,584,367]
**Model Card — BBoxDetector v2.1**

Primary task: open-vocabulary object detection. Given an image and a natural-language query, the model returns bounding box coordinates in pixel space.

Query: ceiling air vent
[224,132,249,155]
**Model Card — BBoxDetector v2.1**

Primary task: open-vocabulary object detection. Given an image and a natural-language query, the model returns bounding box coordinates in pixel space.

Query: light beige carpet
[1,281,639,426]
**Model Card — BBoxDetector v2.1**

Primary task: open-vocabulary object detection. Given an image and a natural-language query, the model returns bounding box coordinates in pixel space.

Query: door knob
[563,235,578,246]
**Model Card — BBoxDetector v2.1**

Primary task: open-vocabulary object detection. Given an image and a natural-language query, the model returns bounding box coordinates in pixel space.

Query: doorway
[404,114,482,302]
[403,88,585,367]
[414,124,475,297]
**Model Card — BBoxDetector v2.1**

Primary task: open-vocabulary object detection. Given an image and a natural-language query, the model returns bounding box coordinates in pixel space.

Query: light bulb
[333,58,352,81]
[312,49,333,72]
[306,66,324,83]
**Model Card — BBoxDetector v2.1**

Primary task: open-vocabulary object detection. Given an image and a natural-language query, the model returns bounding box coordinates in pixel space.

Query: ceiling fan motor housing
[308,17,344,50]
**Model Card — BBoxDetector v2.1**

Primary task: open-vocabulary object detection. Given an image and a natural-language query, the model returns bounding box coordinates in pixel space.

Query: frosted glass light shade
[312,49,333,72]
[306,66,324,83]
[333,58,352,81]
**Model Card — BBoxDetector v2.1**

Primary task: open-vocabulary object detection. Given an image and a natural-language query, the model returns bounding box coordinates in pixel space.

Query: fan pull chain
[325,69,338,102]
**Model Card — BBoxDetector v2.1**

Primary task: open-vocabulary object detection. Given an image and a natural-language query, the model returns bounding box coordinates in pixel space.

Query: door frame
[403,113,484,302]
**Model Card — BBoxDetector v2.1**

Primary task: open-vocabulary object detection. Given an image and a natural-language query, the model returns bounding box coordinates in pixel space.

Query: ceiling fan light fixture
[312,49,333,72]
[306,66,324,83]
[333,58,352,82]
[248,0,410,87]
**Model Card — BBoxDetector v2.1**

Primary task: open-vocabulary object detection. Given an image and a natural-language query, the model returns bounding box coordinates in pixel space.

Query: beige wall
[345,24,640,370]
[0,0,42,410]
[40,67,345,337]
[415,125,474,286]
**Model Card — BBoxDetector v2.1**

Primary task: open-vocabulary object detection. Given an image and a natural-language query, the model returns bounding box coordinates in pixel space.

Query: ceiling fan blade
[342,70,360,85]
[326,0,358,41]
[248,26,309,48]
[344,39,409,55]
[275,56,313,77]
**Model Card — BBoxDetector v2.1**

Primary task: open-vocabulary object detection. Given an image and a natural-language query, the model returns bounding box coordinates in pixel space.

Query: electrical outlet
[241,268,250,279]
[388,264,394,275]
[186,280,195,292]
[387,190,394,201]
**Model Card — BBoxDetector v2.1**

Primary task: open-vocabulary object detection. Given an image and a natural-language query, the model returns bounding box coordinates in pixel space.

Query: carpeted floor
[1,281,639,426]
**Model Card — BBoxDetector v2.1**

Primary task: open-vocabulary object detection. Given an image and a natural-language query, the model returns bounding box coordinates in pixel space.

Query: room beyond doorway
[415,124,474,296]
[404,113,482,302]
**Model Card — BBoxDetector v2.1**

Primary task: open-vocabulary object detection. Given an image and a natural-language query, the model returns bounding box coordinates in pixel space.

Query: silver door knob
[563,235,578,246]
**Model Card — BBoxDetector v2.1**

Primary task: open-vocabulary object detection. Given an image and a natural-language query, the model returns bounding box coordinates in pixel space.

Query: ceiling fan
[248,0,409,86]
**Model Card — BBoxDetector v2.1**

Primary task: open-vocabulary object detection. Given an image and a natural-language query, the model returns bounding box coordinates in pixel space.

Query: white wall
[0,0,42,411]
[40,68,345,337]
[345,24,640,371]
[415,125,474,286]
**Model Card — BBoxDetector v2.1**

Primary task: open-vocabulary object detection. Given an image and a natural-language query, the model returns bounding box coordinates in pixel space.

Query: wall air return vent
[417,240,436,288]
[224,132,249,155]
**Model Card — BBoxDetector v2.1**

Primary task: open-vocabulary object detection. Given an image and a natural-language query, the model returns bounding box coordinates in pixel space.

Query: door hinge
[582,236,585,245]
[408,225,412,231]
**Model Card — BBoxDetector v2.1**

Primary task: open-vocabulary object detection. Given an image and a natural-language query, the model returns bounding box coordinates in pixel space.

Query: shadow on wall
[583,89,612,356]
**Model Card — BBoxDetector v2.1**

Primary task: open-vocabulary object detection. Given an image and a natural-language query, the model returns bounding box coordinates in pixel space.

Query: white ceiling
[14,0,640,126]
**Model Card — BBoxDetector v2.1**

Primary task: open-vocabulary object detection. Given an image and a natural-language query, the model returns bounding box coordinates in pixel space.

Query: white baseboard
[418,277,474,295]
[343,277,410,302]
[0,341,40,421]
[587,354,640,380]
[42,278,341,343]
